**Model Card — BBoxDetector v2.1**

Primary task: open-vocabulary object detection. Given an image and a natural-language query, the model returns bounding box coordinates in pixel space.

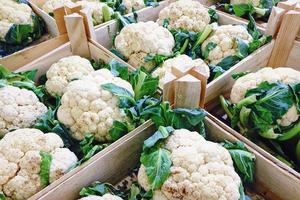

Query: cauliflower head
[231,67,300,126]
[230,0,260,7]
[157,0,211,32]
[152,55,209,88]
[0,86,48,137]
[79,194,123,200]
[75,1,114,25]
[0,128,78,200]
[57,69,134,142]
[201,25,253,65]
[42,0,73,14]
[123,0,146,14]
[138,129,241,200]
[114,21,175,70]
[45,55,95,97]
[0,0,33,39]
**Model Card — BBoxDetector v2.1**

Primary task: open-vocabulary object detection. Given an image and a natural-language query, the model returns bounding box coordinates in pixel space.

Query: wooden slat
[162,74,177,104]
[268,11,300,67]
[0,34,68,71]
[277,0,297,10]
[64,14,90,58]
[53,7,68,35]
[265,7,286,37]
[174,74,201,108]
[286,40,300,67]
[80,8,97,41]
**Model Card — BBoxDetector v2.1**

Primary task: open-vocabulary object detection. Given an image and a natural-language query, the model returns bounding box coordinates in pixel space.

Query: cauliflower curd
[201,25,253,65]
[114,21,175,70]
[152,55,209,88]
[0,0,33,40]
[157,0,211,32]
[0,86,48,137]
[0,128,78,200]
[45,55,94,96]
[138,129,241,200]
[79,194,123,200]
[41,0,73,14]
[231,67,300,126]
[123,0,146,13]
[57,69,134,142]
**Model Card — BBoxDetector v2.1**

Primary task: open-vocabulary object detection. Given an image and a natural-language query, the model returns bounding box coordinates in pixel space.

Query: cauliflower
[114,21,175,70]
[123,0,146,14]
[45,55,95,96]
[230,0,260,7]
[138,129,241,200]
[201,25,252,65]
[79,194,123,200]
[42,0,74,14]
[0,0,33,40]
[231,67,300,126]
[57,69,134,142]
[157,0,211,32]
[0,128,78,200]
[152,55,209,88]
[0,86,48,137]
[75,1,114,25]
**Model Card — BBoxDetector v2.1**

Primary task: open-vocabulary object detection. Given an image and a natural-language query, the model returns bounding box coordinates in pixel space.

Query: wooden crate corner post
[162,62,209,109]
[267,10,300,67]
[64,13,91,58]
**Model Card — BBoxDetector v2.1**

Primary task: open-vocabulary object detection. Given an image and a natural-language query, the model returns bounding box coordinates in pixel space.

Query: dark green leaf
[233,4,255,17]
[223,141,255,184]
[110,48,127,61]
[140,148,172,190]
[129,68,159,100]
[143,126,174,149]
[39,151,53,188]
[203,42,217,60]
[79,182,126,198]
[216,55,240,70]
[232,71,250,80]
[101,83,135,108]
[0,192,6,200]
[208,8,219,23]
[208,64,226,82]
[109,120,132,141]
[236,38,249,58]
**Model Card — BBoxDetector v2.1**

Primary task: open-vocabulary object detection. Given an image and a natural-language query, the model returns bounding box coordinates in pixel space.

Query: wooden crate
[28,0,168,37]
[31,117,300,200]
[0,1,70,66]
[2,14,159,200]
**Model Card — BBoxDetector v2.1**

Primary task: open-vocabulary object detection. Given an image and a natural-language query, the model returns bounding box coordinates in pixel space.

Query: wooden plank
[162,74,177,104]
[286,40,300,68]
[0,34,68,71]
[174,74,201,108]
[265,7,286,37]
[268,11,300,67]
[277,0,297,10]
[64,14,90,58]
[80,8,97,41]
[28,0,59,36]
[53,7,68,35]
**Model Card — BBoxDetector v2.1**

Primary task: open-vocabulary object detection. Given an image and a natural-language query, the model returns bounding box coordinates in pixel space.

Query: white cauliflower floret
[45,55,94,96]
[157,0,210,32]
[123,0,145,13]
[152,55,209,88]
[230,67,300,126]
[0,0,33,40]
[75,1,114,25]
[0,128,78,200]
[0,86,48,137]
[201,25,253,65]
[138,129,241,200]
[230,0,260,7]
[57,69,134,142]
[42,0,73,14]
[114,21,175,70]
[79,194,123,200]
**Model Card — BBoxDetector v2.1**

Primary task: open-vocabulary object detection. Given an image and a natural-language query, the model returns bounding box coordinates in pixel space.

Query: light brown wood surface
[268,10,300,67]
[265,7,286,37]
[174,74,201,108]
